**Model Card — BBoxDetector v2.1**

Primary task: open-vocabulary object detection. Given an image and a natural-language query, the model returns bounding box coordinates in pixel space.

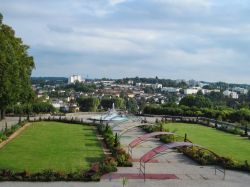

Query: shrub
[98,123,133,168]
[100,157,117,173]
[160,134,174,143]
[0,132,7,142]
[90,173,101,181]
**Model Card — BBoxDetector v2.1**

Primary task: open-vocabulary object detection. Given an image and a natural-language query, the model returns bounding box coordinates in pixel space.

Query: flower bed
[97,124,133,167]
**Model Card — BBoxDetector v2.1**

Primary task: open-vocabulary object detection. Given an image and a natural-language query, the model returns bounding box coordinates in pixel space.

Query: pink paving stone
[141,149,157,162]
[101,173,178,180]
[129,132,174,148]
[132,158,159,163]
[154,144,168,153]
[140,142,195,162]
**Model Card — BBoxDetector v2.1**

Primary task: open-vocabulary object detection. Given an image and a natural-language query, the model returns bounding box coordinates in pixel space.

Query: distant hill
[31,77,67,81]
[31,77,68,85]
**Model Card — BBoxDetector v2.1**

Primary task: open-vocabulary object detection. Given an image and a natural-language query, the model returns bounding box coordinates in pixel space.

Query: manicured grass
[0,122,104,173]
[164,123,250,163]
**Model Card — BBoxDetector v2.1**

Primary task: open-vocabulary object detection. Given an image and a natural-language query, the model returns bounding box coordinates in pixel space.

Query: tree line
[116,77,188,88]
[76,96,138,113]
[6,102,55,115]
[143,104,250,127]
[142,91,250,126]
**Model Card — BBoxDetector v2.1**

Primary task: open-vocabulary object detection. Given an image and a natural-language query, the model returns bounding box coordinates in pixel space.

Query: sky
[0,0,250,83]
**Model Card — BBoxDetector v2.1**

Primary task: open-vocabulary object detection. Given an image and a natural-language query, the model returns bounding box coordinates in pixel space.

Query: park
[0,121,104,173]
[163,122,250,163]
[0,111,249,187]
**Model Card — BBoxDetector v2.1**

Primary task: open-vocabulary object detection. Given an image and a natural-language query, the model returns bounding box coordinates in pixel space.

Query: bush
[90,173,101,181]
[0,132,7,142]
[100,157,117,173]
[160,134,174,143]
[181,147,217,165]
[97,124,133,168]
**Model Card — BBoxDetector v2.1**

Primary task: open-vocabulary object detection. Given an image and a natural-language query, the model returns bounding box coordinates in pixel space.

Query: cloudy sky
[1,0,250,83]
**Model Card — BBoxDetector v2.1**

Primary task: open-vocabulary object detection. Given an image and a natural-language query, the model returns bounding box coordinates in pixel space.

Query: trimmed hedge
[97,124,133,167]
[0,157,117,182]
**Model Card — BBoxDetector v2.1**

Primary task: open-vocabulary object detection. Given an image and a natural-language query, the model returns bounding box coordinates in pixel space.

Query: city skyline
[1,0,250,84]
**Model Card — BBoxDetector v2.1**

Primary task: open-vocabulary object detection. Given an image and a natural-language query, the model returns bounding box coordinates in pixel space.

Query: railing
[215,165,226,180]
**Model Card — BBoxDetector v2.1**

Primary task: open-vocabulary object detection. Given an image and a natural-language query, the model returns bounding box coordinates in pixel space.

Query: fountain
[90,103,128,122]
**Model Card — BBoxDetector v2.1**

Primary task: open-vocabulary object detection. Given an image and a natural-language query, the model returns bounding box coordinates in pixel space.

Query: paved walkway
[0,114,51,131]
[1,113,250,187]
[103,122,250,185]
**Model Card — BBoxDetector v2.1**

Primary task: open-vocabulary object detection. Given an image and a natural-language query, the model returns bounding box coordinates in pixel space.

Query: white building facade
[68,75,84,84]
[152,83,163,89]
[232,87,248,95]
[223,90,239,99]
[184,87,201,95]
[161,87,180,93]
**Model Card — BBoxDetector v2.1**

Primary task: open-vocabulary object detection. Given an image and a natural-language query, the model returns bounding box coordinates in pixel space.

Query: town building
[161,87,180,93]
[68,75,84,84]
[184,87,201,95]
[232,87,248,95]
[135,83,141,87]
[152,83,162,89]
[223,90,239,99]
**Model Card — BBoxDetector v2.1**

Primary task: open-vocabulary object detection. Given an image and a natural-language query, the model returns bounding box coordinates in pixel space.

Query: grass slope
[164,123,250,163]
[0,122,104,172]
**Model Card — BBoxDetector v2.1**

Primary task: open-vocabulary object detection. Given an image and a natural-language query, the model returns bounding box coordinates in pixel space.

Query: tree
[100,97,125,110]
[77,97,100,112]
[32,102,55,113]
[179,95,196,107]
[100,97,113,109]
[113,97,125,109]
[126,98,138,113]
[197,90,203,96]
[179,95,212,108]
[65,82,96,92]
[0,13,35,120]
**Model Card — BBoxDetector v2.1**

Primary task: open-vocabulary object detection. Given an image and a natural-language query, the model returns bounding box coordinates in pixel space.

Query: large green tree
[100,97,125,110]
[179,95,212,108]
[0,13,35,120]
[77,97,100,112]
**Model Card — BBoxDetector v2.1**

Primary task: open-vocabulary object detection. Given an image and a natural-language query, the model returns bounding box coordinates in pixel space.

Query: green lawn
[164,123,250,163]
[0,122,104,173]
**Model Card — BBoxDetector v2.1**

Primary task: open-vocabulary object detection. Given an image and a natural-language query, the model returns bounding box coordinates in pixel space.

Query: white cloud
[109,0,128,6]
[1,0,250,83]
[154,0,213,9]
[160,48,243,66]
